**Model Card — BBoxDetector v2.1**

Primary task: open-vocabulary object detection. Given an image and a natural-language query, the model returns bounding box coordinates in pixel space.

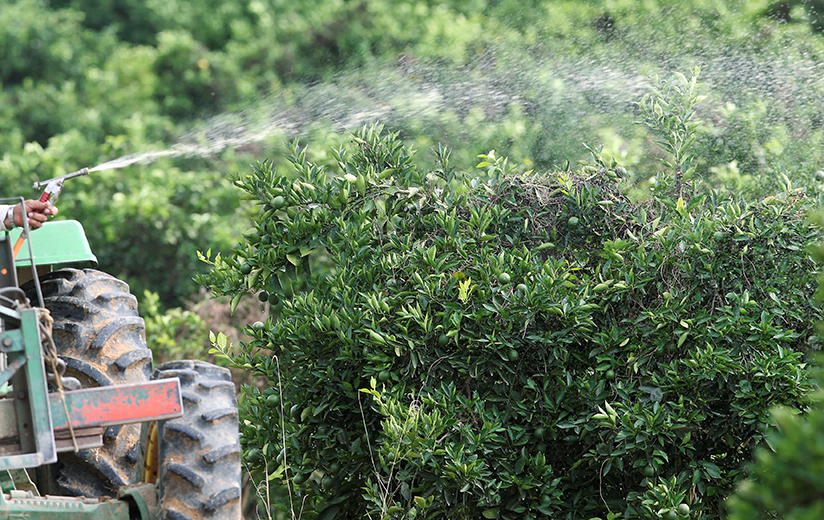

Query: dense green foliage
[7,0,824,310]
[200,122,822,519]
[720,218,824,519]
[6,1,824,516]
[724,364,824,520]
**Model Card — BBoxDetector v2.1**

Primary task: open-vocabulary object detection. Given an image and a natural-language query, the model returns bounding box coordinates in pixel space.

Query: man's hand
[9,200,59,230]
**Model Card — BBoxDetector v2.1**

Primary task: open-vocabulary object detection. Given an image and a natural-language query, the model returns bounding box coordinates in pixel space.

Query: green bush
[140,289,208,362]
[199,122,822,519]
[722,213,824,519]
[724,364,824,520]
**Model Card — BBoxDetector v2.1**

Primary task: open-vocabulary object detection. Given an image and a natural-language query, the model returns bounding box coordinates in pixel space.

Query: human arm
[0,201,58,231]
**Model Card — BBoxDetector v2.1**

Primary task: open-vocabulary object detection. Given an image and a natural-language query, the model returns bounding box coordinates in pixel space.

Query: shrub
[199,122,822,519]
[140,289,208,362]
[724,363,824,520]
[723,213,824,519]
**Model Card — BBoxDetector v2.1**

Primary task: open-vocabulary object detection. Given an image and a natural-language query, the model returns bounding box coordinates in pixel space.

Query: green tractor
[0,176,241,520]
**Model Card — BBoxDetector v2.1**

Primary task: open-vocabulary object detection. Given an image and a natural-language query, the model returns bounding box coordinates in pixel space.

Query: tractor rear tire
[23,268,153,497]
[152,360,242,520]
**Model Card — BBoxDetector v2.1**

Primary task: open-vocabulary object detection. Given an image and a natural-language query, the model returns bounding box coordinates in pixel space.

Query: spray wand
[12,167,90,257]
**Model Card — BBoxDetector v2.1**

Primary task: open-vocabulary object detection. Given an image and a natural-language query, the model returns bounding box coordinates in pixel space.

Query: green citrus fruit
[252,321,265,331]
[713,231,724,241]
[535,427,547,440]
[516,283,528,293]
[606,370,615,379]
[378,370,391,382]
[508,348,519,361]
[568,216,580,227]
[267,393,280,405]
[438,334,449,346]
[615,166,627,176]
[239,262,252,275]
[665,510,679,520]
[268,292,280,305]
[498,272,511,283]
[292,472,307,485]
[643,465,655,477]
[258,290,269,302]
[272,195,286,208]
[677,504,690,517]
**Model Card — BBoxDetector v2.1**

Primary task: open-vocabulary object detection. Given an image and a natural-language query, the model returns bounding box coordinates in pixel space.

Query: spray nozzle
[33,168,90,191]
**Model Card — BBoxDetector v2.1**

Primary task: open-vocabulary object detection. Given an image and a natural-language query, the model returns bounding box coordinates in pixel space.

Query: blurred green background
[4,0,824,350]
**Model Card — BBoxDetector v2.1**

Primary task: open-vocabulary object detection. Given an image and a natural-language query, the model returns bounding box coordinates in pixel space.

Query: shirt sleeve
[0,205,11,231]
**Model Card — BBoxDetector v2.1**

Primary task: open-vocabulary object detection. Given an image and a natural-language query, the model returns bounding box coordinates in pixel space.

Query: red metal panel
[50,378,183,430]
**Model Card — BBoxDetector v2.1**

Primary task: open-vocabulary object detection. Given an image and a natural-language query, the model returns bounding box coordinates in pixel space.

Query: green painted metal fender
[10,220,97,268]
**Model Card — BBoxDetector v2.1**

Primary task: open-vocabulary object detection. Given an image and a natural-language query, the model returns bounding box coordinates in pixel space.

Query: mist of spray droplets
[88,29,824,174]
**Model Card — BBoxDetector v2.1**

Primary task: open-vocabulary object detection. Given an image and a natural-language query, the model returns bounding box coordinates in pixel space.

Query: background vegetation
[6,0,824,518]
[4,0,824,309]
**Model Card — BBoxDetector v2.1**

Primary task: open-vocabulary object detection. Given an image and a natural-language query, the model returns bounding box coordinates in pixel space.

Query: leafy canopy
[200,116,822,519]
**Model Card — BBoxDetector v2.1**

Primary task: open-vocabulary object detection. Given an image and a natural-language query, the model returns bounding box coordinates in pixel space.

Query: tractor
[0,172,241,520]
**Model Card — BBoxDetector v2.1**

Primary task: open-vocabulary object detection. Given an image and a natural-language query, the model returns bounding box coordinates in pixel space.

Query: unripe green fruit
[508,348,519,361]
[438,334,449,346]
[272,195,286,208]
[258,290,270,302]
[615,166,627,176]
[568,216,580,227]
[677,503,690,517]
[498,272,511,283]
[240,262,252,275]
[252,321,265,331]
[268,292,280,305]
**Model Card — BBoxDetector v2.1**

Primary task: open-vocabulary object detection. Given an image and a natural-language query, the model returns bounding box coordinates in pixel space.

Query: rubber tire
[23,268,152,497]
[154,360,242,520]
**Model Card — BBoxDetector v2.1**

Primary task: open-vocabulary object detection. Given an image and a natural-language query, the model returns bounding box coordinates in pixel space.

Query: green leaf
[230,293,243,315]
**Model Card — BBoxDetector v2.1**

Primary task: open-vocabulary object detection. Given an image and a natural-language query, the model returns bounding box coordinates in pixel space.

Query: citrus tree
[198,120,822,519]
